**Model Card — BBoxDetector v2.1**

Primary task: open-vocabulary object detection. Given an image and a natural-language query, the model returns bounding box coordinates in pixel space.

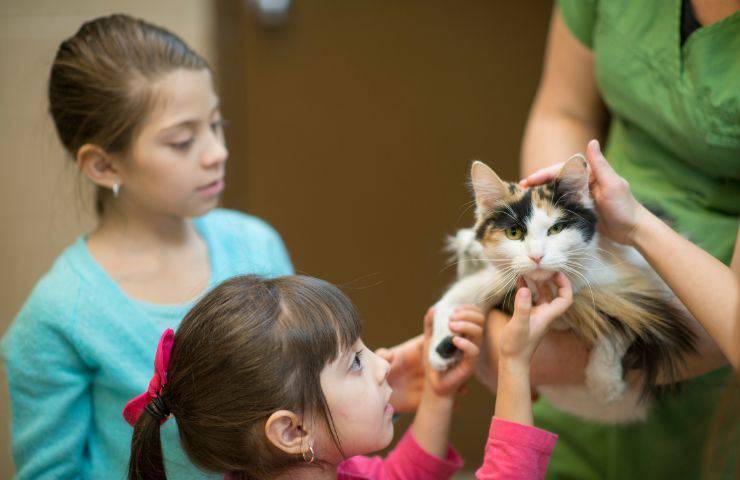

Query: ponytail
[128,404,167,480]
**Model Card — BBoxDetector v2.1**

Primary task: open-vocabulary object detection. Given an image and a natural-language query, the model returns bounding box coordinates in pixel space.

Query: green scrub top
[534,1,740,479]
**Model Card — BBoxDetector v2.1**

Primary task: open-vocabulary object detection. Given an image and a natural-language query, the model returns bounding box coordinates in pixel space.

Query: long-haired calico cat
[430,157,697,423]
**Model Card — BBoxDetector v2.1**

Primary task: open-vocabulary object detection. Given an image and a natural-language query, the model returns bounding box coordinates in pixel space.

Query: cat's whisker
[561,263,598,331]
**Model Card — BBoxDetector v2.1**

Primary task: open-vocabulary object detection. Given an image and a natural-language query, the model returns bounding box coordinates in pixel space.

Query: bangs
[275,275,362,366]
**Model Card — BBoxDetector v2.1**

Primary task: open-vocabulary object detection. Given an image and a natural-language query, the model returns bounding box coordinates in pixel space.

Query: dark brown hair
[128,275,363,480]
[48,14,209,212]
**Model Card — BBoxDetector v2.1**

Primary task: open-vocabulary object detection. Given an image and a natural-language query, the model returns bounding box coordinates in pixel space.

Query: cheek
[482,234,523,262]
[544,230,587,263]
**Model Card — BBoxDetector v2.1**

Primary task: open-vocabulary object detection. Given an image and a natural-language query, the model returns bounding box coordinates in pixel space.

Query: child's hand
[494,273,573,365]
[376,333,425,413]
[422,305,484,397]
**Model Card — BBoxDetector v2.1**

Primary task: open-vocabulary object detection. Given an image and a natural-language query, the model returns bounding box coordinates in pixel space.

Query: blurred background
[0,0,552,476]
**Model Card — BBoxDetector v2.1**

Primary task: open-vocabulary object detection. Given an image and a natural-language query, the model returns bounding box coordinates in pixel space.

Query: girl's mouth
[198,178,225,196]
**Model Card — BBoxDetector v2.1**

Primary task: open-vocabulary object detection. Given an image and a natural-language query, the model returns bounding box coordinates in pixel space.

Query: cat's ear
[471,161,508,216]
[555,154,591,203]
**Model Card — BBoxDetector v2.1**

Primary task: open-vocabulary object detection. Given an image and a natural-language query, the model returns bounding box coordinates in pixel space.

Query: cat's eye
[547,223,565,235]
[504,226,524,240]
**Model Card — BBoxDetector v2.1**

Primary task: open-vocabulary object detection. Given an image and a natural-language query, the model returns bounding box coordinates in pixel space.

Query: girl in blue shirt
[1,14,292,479]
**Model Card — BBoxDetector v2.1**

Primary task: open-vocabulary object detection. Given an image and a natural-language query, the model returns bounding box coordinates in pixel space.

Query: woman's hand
[520,139,647,245]
[376,333,425,413]
[422,305,484,397]
[492,273,573,365]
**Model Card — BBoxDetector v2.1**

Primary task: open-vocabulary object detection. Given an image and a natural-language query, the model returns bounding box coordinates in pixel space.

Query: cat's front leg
[429,267,505,371]
[584,337,629,404]
[429,301,459,371]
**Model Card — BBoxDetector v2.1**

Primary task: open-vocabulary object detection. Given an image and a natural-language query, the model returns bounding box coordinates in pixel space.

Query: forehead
[146,69,219,129]
[474,181,569,240]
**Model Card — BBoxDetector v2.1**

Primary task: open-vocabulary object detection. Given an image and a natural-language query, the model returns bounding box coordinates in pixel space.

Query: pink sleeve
[338,428,462,480]
[475,417,558,480]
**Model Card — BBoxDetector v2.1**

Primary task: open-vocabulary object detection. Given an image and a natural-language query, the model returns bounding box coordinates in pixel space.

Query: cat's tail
[616,292,698,400]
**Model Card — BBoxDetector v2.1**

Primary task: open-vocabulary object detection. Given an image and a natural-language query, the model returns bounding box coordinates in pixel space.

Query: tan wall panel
[0,2,214,476]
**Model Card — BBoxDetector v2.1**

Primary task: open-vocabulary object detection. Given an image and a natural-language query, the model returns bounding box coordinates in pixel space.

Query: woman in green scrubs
[516,1,739,478]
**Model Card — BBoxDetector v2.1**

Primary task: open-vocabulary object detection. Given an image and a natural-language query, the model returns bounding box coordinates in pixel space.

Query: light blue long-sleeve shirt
[2,209,293,479]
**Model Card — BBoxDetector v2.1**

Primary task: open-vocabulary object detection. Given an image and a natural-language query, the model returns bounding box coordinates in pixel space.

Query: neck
[91,200,198,250]
[274,463,338,480]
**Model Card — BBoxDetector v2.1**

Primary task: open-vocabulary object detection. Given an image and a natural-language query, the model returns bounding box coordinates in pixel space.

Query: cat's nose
[529,254,543,264]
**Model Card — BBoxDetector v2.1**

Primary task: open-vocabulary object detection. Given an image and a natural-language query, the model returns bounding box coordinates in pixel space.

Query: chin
[524,268,556,282]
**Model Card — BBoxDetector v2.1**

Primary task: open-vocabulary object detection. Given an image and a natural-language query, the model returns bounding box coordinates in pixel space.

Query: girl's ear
[264,410,306,455]
[470,161,509,218]
[76,143,123,191]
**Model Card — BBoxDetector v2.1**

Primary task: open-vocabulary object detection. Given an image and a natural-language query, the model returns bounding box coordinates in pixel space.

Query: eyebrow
[158,103,221,135]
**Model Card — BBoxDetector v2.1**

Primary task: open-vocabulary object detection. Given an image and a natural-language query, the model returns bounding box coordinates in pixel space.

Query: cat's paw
[428,335,458,371]
[428,305,460,371]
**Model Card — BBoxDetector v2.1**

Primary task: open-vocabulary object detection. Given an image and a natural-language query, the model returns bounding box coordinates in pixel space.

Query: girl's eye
[210,118,226,133]
[171,138,194,151]
[504,226,524,240]
[350,350,363,372]
[547,223,565,235]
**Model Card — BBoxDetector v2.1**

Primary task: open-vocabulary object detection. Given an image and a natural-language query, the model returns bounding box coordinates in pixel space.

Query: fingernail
[449,320,461,329]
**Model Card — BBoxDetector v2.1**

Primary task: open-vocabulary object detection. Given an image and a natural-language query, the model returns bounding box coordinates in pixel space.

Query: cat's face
[471,158,597,283]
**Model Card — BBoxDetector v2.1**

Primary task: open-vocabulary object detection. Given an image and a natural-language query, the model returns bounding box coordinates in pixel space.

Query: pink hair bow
[123,328,175,426]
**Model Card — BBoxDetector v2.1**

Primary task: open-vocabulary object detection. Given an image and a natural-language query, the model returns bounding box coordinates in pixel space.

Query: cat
[430,157,697,423]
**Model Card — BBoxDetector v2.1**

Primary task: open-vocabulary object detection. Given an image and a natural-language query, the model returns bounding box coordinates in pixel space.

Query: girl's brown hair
[128,275,363,480]
[49,14,209,213]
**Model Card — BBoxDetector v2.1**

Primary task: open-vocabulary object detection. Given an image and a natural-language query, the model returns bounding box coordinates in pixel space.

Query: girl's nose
[202,132,228,168]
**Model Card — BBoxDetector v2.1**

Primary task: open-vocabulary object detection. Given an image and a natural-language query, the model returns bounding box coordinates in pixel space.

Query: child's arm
[476,274,572,480]
[494,275,572,425]
[411,305,483,457]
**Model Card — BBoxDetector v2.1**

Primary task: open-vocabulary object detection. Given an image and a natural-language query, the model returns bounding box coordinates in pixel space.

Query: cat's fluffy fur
[430,158,697,423]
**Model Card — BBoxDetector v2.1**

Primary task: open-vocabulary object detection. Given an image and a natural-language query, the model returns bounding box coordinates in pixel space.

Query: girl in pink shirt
[125,273,571,479]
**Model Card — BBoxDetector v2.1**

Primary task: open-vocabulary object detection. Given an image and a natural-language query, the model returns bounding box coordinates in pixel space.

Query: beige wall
[0,2,214,476]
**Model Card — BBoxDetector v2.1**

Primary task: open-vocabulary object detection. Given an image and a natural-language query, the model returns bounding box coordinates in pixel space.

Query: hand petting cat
[522,139,739,371]
[520,139,646,246]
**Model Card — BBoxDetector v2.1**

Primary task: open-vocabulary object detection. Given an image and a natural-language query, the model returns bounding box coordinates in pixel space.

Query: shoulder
[198,208,293,277]
[2,243,87,360]
[338,455,384,477]
[557,0,599,49]
[198,208,284,246]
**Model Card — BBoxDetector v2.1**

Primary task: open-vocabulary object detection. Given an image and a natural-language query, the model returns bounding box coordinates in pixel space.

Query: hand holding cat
[520,139,648,245]
[423,304,484,397]
[376,334,425,413]
[493,273,573,366]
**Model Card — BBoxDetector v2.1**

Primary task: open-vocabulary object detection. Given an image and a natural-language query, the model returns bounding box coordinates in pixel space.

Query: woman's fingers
[586,139,619,186]
[519,162,564,187]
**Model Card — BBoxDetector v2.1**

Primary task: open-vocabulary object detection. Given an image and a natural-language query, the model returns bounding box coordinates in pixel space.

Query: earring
[302,441,315,464]
[112,183,120,198]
